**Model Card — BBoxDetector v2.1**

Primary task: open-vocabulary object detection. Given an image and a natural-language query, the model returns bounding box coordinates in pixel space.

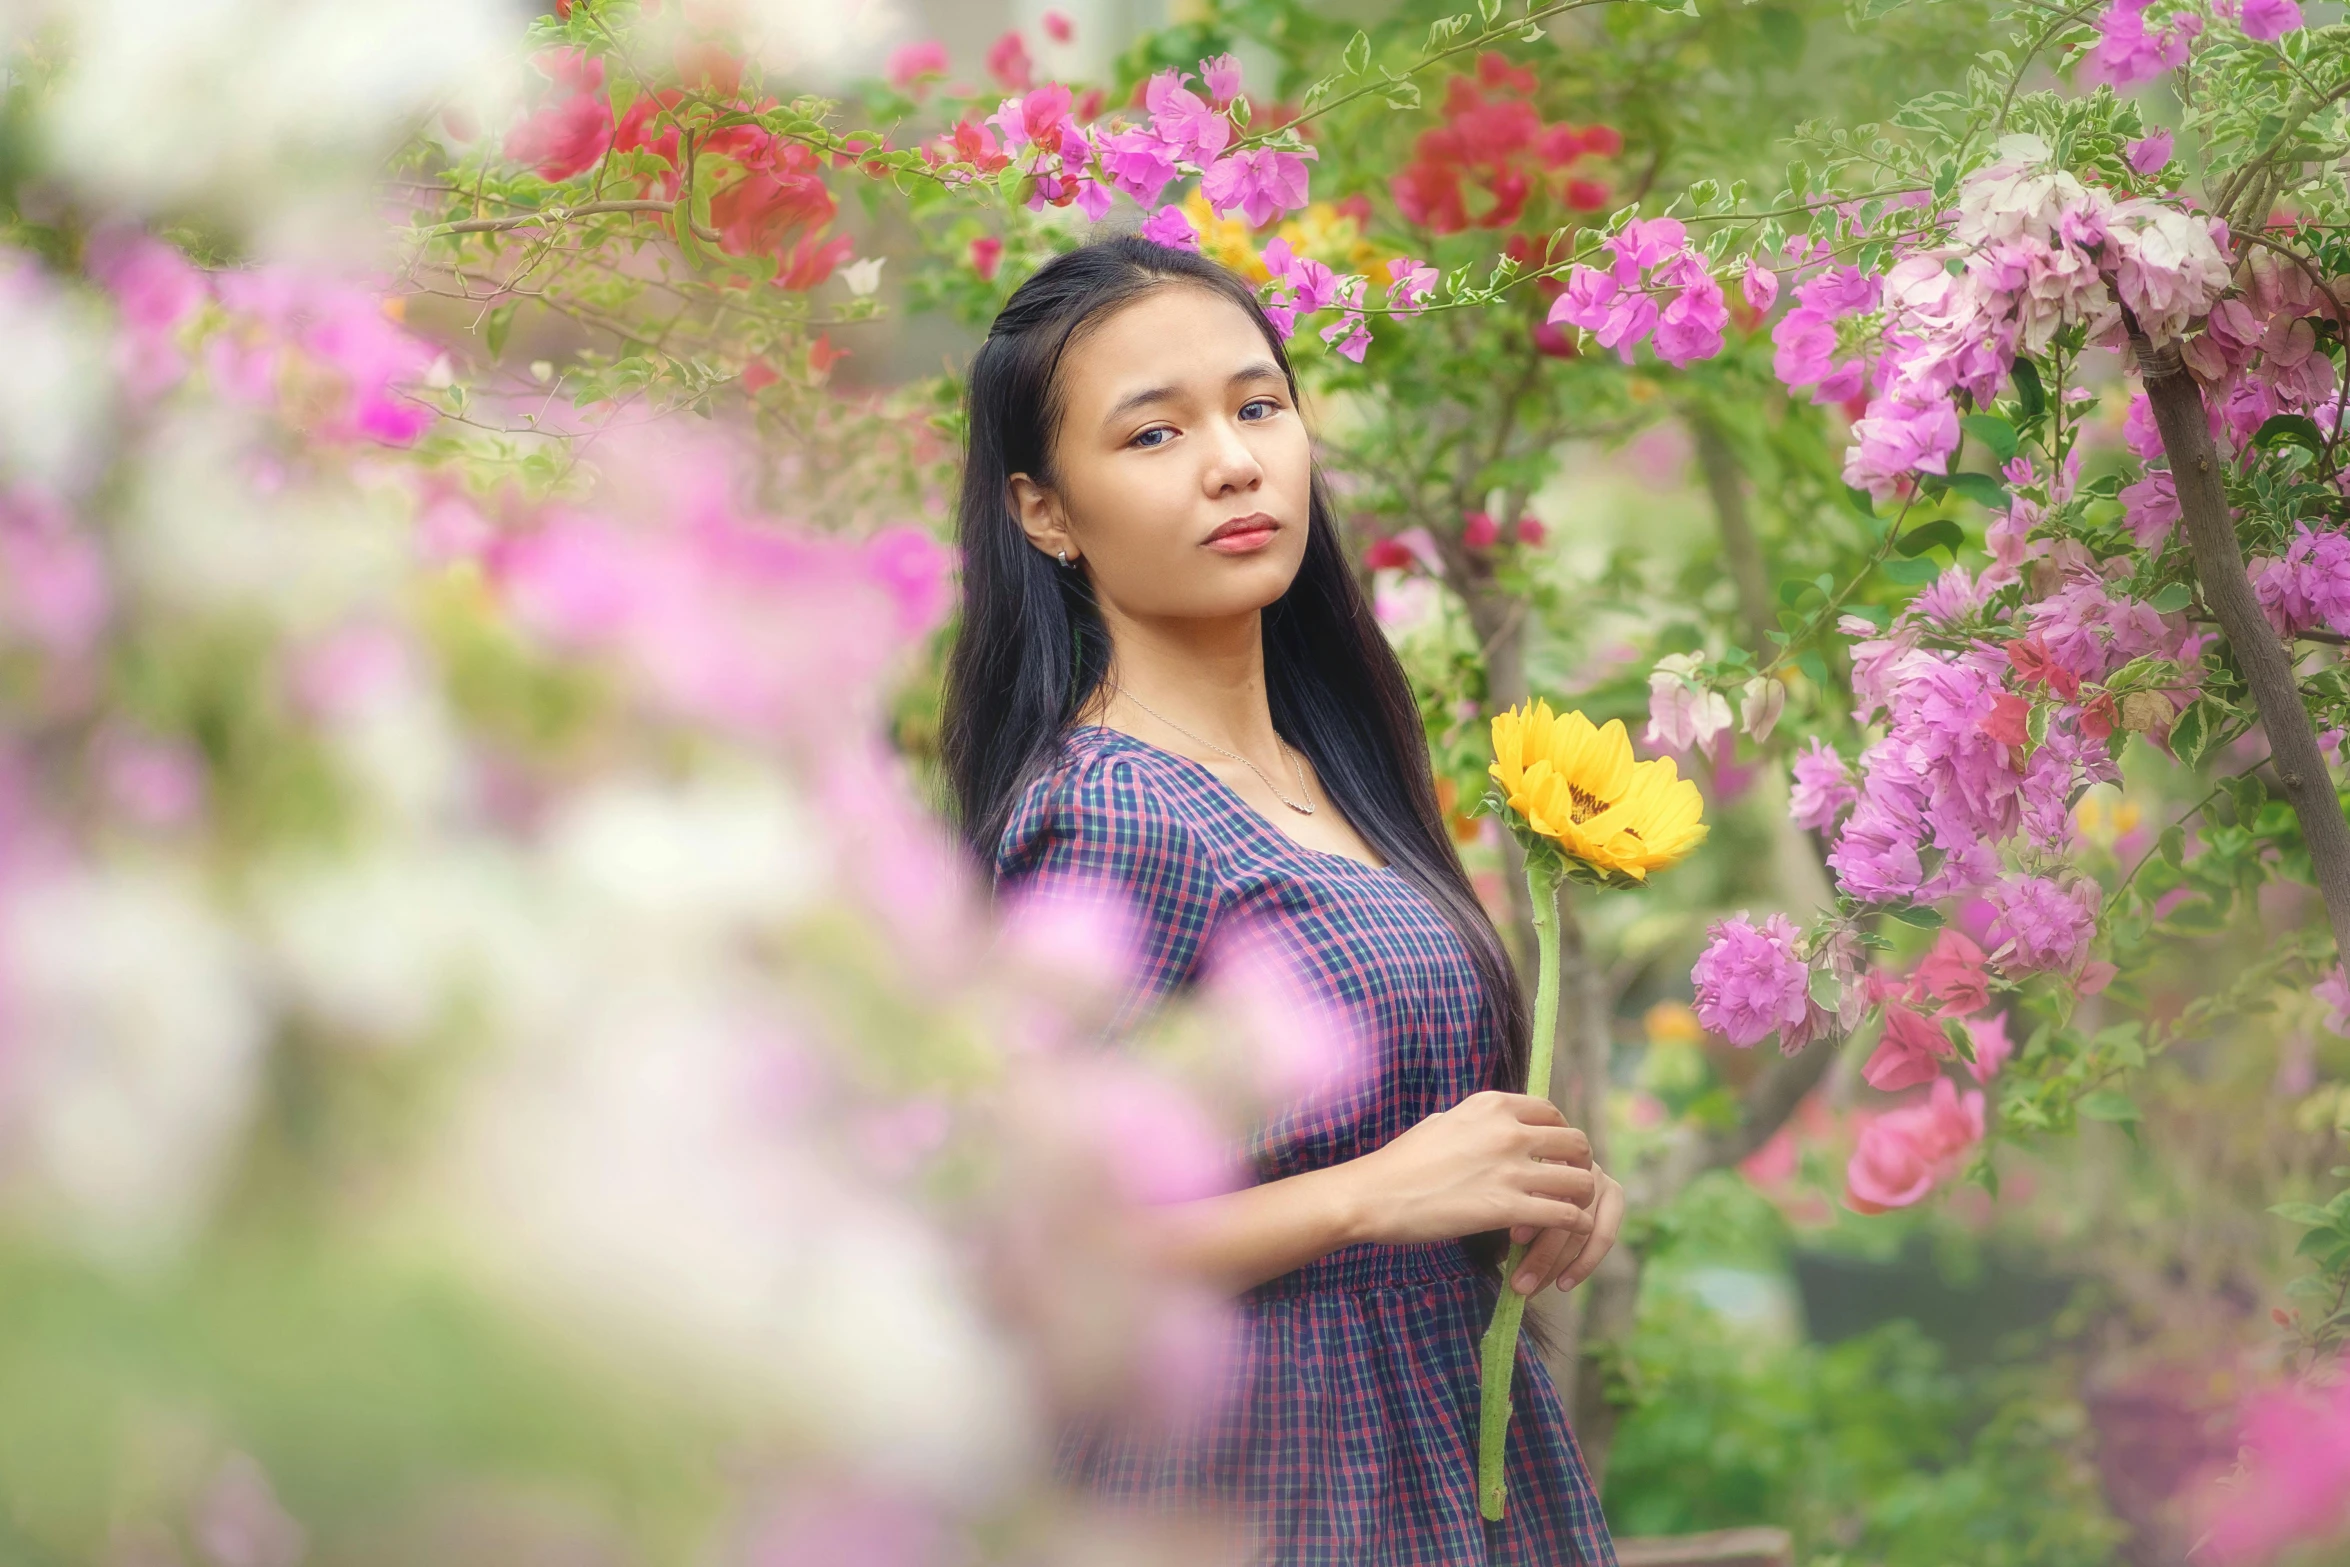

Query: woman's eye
[1240,398,1280,421]
[1131,426,1174,448]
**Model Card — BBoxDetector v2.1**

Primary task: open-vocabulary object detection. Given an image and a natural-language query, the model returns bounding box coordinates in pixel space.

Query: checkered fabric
[998,726,1618,1567]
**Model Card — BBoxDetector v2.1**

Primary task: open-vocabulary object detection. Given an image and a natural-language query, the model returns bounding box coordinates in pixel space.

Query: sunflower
[1488,700,1708,881]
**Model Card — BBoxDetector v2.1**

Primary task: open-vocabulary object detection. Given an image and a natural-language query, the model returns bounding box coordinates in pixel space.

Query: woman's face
[1009,283,1313,625]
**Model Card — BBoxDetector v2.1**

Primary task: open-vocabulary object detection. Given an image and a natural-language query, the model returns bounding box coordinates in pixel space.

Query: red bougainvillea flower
[777,233,854,292]
[806,333,849,377]
[968,235,1004,282]
[1391,53,1618,235]
[504,49,613,181]
[1845,1077,1984,1213]
[699,136,852,291]
[1041,9,1075,43]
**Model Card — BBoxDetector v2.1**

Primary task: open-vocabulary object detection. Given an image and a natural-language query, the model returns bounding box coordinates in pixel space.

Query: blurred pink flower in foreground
[2196,1371,2350,1565]
[209,268,438,446]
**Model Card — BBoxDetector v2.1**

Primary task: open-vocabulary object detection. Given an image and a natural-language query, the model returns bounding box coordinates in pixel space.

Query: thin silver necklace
[1112,686,1317,815]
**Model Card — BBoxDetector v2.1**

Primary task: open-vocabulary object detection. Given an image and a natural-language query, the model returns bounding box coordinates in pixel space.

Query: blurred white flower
[121,412,410,626]
[544,773,823,933]
[2,864,264,1259]
[258,846,541,1046]
[641,0,901,81]
[0,253,111,495]
[28,0,522,239]
[841,256,887,297]
[452,992,1035,1500]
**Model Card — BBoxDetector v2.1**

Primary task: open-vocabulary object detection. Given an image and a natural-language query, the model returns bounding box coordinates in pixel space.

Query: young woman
[941,236,1624,1565]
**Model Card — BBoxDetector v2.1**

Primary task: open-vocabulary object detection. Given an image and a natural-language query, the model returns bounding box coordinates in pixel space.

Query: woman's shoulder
[996,726,1234,884]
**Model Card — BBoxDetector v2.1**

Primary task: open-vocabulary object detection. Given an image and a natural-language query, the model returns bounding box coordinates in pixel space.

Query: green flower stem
[1477,852,1561,1521]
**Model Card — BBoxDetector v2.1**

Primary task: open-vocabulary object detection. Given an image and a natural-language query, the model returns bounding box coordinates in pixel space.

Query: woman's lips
[1204,514,1279,554]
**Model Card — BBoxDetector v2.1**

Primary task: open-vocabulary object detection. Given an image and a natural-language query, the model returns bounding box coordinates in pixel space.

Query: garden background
[0,0,2348,1562]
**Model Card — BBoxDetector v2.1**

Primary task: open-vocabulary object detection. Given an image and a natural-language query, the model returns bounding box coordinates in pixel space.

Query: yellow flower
[1488,700,1708,880]
[1183,189,1269,283]
[1275,201,1392,275]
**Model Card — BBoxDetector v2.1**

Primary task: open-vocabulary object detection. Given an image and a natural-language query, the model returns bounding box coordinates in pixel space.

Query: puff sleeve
[995,750,1225,1018]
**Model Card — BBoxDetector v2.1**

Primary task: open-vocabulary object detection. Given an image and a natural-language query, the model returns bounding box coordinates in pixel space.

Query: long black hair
[939,235,1531,1093]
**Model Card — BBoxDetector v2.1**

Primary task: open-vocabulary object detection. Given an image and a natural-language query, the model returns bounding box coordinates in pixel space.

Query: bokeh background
[0,0,2345,1563]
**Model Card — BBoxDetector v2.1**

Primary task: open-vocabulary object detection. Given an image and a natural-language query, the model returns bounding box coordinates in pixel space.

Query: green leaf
[1794,647,1830,686]
[1842,484,1879,521]
[2253,413,2324,453]
[485,303,516,360]
[2227,773,2268,822]
[1880,556,1942,585]
[1343,29,1371,75]
[2148,582,2193,613]
[2010,357,2047,422]
[1961,413,2020,464]
[1882,903,1945,929]
[1944,471,2010,510]
[2079,1090,2141,1123]
[2171,698,2215,767]
[1382,79,1421,109]
[1896,517,1965,558]
[2272,1201,2336,1227]
[1809,967,1844,1008]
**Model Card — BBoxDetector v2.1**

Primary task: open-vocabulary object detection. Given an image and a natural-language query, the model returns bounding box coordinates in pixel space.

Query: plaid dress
[997,726,1617,1567]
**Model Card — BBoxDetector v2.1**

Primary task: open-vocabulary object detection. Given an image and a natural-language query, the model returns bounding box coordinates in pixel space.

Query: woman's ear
[1007,473,1078,566]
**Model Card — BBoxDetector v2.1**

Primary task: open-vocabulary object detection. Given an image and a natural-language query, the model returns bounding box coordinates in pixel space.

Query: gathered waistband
[1247,1241,1484,1300]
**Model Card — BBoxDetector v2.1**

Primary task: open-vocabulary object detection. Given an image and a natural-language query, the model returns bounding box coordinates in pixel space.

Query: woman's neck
[1092,605,1279,755]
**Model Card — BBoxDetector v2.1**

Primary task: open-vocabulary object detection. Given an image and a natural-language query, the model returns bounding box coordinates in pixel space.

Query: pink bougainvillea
[1692,912,1820,1050]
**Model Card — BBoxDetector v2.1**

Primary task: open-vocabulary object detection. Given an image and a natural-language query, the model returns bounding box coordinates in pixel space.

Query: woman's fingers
[1493,1092,1567,1126]
[1505,1194,1593,1234]
[1524,1160,1598,1207]
[1523,1124,1594,1167]
[1511,1223,1584,1294]
[1555,1174,1624,1292]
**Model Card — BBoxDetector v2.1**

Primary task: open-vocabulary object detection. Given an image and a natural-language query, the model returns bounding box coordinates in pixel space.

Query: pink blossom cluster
[87,232,438,447]
[1645,652,1736,758]
[1770,264,1877,405]
[1691,912,1828,1051]
[1260,238,1373,362]
[484,431,950,746]
[1546,218,1730,368]
[2082,0,2204,88]
[987,55,1315,239]
[2250,525,2350,640]
[1764,140,2230,496]
[2179,248,2345,465]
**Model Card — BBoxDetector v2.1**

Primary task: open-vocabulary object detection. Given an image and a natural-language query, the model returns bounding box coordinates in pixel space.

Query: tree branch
[2131,326,2350,964]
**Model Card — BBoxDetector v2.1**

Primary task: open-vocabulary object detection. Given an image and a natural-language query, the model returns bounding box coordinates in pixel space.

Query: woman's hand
[1338,1091,1598,1249]
[1506,1163,1624,1296]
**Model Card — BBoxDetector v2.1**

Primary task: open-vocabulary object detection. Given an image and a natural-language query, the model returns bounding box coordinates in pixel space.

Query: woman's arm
[1141,1090,1601,1295]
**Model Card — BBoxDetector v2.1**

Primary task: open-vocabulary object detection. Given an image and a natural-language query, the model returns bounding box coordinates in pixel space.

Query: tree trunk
[2132,331,2350,963]
[1690,410,1776,655]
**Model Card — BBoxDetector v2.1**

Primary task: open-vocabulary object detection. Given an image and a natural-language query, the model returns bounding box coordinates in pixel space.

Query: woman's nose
[1201,417,1264,495]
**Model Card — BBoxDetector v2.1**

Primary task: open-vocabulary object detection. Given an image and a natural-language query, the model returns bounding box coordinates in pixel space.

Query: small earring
[1057,549,1071,566]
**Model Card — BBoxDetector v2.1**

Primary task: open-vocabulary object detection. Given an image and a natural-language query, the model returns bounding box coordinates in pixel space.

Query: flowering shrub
[6,0,2350,1553]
